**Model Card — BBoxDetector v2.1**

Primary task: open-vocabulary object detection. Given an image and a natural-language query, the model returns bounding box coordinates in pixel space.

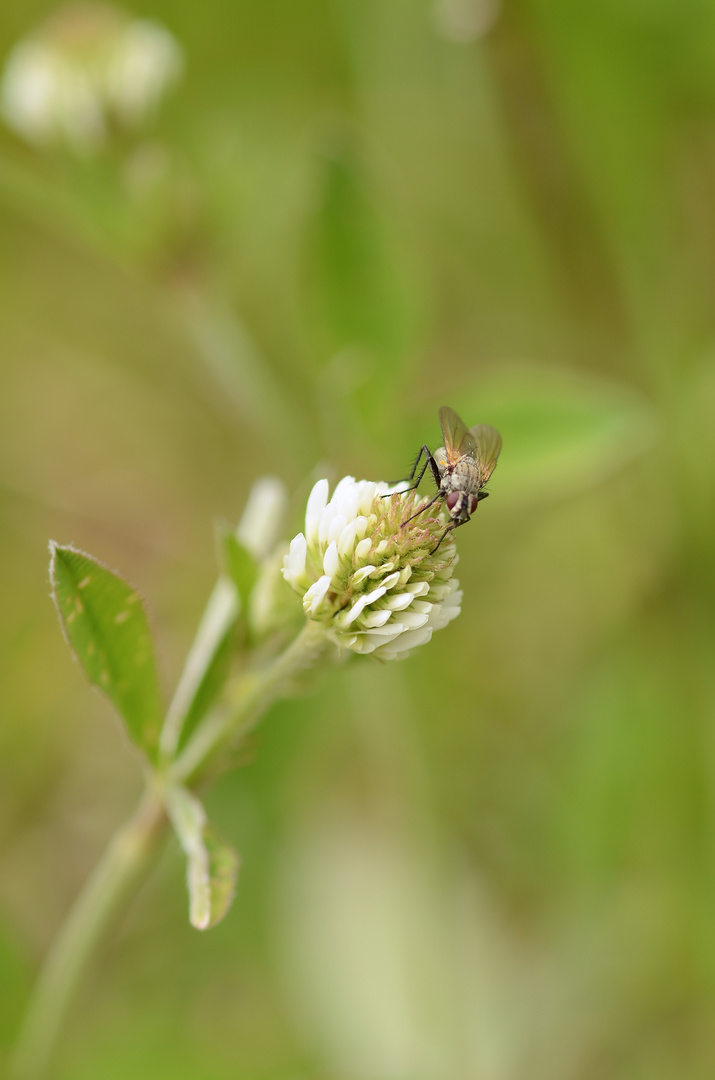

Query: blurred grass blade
[305,136,415,375]
[166,786,239,930]
[183,295,307,448]
[49,543,163,760]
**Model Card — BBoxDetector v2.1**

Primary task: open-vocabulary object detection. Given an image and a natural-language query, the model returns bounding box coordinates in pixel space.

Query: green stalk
[170,619,329,787]
[11,620,329,1079]
[11,788,167,1080]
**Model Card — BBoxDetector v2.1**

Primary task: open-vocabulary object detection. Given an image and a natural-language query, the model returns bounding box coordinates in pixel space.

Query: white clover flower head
[0,3,183,154]
[282,477,462,661]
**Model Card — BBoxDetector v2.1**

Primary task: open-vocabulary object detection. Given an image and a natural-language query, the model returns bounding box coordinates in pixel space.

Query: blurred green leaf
[0,918,31,1045]
[220,525,259,612]
[304,136,415,376]
[428,366,658,507]
[166,786,239,930]
[49,543,163,760]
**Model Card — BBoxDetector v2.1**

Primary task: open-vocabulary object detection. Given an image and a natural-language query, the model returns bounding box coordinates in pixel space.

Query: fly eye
[445,492,460,511]
[469,495,479,515]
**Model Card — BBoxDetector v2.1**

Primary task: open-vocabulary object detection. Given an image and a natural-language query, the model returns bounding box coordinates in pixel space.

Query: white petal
[304,574,331,615]
[359,628,402,642]
[393,610,429,629]
[357,482,380,515]
[384,592,415,611]
[377,627,433,658]
[380,571,400,591]
[362,583,390,607]
[329,477,362,524]
[362,623,404,638]
[322,541,339,578]
[405,581,430,597]
[327,514,347,545]
[361,608,393,628]
[338,516,368,556]
[305,479,329,540]
[428,591,462,630]
[343,585,387,627]
[354,537,373,561]
[429,582,450,602]
[283,532,307,584]
[348,633,381,654]
[331,475,358,503]
[339,493,360,523]
[351,565,377,586]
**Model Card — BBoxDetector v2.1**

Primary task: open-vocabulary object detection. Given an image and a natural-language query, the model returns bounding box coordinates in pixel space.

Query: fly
[399,405,502,553]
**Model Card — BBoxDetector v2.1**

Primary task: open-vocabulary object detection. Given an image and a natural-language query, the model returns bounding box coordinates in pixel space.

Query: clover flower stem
[159,575,239,763]
[170,619,329,788]
[11,787,168,1080]
[11,620,328,1079]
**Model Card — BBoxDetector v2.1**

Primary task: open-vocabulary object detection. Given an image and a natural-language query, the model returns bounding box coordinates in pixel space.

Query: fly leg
[382,445,441,496]
[430,516,469,554]
[405,445,442,489]
[430,491,489,552]
[397,446,445,526]
[401,490,444,528]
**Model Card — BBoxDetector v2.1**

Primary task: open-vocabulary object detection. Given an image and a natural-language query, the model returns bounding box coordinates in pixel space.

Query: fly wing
[469,424,502,481]
[439,406,475,463]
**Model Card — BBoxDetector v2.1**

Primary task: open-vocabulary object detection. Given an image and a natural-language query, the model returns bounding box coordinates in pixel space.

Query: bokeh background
[1,1,714,1077]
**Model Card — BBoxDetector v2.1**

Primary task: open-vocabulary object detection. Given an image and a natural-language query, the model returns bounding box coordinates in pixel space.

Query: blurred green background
[1,0,714,1077]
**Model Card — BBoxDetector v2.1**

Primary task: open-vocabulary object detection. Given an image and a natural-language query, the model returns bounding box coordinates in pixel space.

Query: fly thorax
[451,458,478,490]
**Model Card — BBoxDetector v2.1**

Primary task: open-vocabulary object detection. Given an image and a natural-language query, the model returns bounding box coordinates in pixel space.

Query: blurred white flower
[0,3,183,154]
[282,477,462,661]
[432,0,500,42]
[235,477,306,641]
[236,476,288,561]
